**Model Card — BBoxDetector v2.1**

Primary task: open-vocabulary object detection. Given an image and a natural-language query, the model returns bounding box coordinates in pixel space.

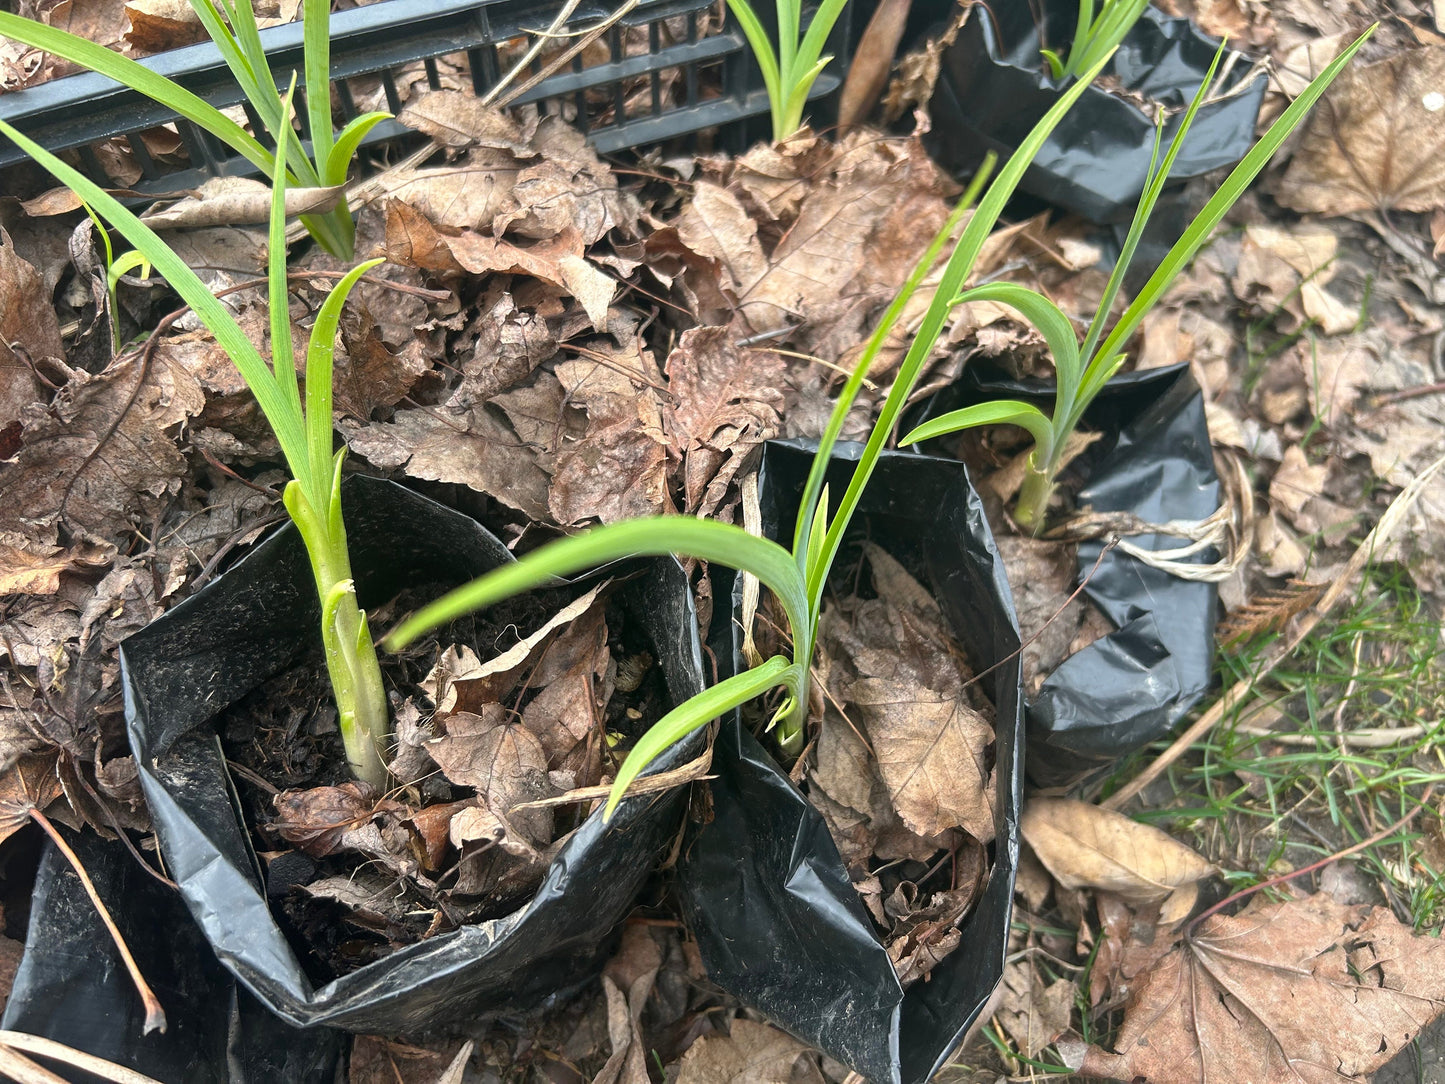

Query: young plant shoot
[0,88,391,788]
[383,52,1119,820]
[726,0,850,141]
[902,28,1372,532]
[1042,0,1150,80]
[0,0,388,258]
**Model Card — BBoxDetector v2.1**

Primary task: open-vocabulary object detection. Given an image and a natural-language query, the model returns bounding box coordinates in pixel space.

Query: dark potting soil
[216,579,675,983]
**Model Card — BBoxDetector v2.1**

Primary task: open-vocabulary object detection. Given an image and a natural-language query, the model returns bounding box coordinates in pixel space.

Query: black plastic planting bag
[676,441,1024,1084]
[121,475,706,1035]
[925,0,1266,224]
[2,830,344,1083]
[919,363,1220,762]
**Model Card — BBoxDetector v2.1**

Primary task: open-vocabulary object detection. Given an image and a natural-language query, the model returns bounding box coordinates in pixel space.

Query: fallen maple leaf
[1277,46,1445,216]
[1021,798,1215,905]
[1074,893,1445,1082]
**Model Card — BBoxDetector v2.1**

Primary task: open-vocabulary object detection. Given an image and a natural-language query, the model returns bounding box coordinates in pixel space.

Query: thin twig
[28,811,166,1035]
[1104,451,1445,812]
[1186,785,1435,935]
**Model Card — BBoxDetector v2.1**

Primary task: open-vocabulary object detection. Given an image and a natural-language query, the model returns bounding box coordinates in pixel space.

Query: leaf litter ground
[3,0,1445,1078]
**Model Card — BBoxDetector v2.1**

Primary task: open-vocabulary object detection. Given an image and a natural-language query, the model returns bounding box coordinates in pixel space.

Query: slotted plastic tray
[0,0,850,192]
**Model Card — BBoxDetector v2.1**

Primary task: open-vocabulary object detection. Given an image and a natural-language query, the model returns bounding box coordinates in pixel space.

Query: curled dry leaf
[1277,46,1445,216]
[662,326,784,516]
[425,707,553,847]
[1080,893,1445,1082]
[139,177,343,230]
[1020,798,1215,905]
[271,781,384,858]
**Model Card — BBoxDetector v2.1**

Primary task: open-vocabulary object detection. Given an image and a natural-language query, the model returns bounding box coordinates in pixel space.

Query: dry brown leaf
[139,177,342,229]
[0,230,62,438]
[426,708,553,846]
[444,288,558,411]
[550,340,673,525]
[338,406,550,521]
[998,959,1076,1058]
[672,182,769,299]
[1277,47,1445,215]
[1232,224,1357,335]
[124,0,206,52]
[593,924,665,1084]
[0,754,64,845]
[1020,798,1215,905]
[397,91,537,153]
[332,305,430,420]
[1077,893,1445,1082]
[663,326,784,515]
[837,0,912,129]
[1269,444,1331,533]
[674,1019,820,1084]
[4,350,204,545]
[271,781,382,858]
[824,544,995,843]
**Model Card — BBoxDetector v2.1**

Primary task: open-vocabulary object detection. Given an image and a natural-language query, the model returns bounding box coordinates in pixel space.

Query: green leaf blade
[383,518,809,659]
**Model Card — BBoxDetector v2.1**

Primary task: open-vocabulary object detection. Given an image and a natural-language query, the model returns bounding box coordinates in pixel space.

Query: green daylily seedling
[0,0,389,258]
[383,52,1120,820]
[1041,0,1151,81]
[725,0,851,141]
[0,86,391,788]
[902,28,1373,532]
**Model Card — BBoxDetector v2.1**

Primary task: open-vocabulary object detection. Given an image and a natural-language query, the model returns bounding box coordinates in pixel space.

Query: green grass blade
[269,81,306,491]
[0,120,308,478]
[791,160,993,564]
[0,12,274,173]
[1065,0,1094,77]
[303,0,335,170]
[810,50,1115,604]
[901,400,1055,456]
[1041,48,1065,79]
[957,282,1080,427]
[1079,42,1223,370]
[1093,27,1373,370]
[325,111,391,185]
[724,0,783,133]
[603,654,798,820]
[780,56,831,136]
[187,0,272,120]
[384,518,809,657]
[795,0,849,84]
[778,0,800,102]
[305,259,381,499]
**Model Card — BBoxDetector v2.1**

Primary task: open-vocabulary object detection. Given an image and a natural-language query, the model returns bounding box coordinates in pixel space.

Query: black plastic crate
[0,0,850,193]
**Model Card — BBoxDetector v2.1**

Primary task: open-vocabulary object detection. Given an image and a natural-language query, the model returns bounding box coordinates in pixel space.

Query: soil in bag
[121,475,706,1036]
[912,362,1221,775]
[917,0,1265,231]
[1,827,344,1083]
[676,440,1025,1084]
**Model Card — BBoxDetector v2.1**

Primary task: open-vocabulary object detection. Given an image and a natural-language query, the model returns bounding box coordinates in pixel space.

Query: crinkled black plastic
[2,829,345,1083]
[925,0,1266,224]
[119,475,706,1036]
[675,441,1024,1084]
[918,363,1220,765]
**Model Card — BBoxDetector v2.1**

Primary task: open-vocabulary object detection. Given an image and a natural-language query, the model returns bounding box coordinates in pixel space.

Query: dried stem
[28,811,166,1035]
[0,1031,165,1084]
